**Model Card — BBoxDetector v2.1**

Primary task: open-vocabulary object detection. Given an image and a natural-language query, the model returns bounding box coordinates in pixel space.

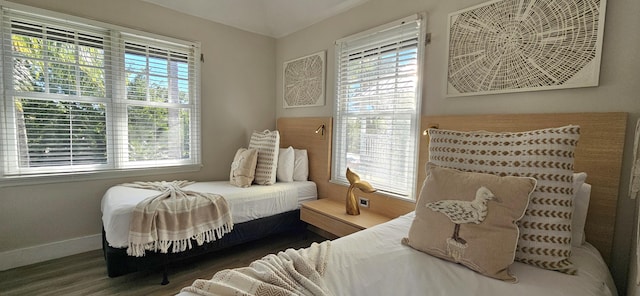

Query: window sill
[328,179,417,202]
[0,164,203,188]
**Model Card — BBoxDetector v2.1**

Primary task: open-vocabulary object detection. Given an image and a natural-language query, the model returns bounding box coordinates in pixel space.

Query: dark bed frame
[102,209,306,283]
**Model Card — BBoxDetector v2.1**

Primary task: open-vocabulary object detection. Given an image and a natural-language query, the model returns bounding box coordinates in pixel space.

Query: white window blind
[118,34,199,169]
[332,14,425,199]
[0,5,200,180]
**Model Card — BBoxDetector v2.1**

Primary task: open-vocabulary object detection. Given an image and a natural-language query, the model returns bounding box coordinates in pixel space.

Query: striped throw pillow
[427,125,580,274]
[249,130,280,185]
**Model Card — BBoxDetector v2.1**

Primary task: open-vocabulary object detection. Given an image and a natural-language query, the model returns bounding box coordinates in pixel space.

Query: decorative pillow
[572,172,587,197]
[293,149,309,181]
[428,125,580,274]
[229,148,258,188]
[248,130,280,185]
[572,182,591,246]
[402,163,536,282]
[277,146,295,182]
[571,172,587,246]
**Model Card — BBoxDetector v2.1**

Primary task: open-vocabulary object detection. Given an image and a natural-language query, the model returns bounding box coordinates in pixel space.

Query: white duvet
[101,181,317,248]
[179,212,616,296]
[322,212,617,296]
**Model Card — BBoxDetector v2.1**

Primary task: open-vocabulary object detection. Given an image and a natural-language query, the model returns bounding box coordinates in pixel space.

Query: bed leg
[161,270,169,285]
[161,254,170,285]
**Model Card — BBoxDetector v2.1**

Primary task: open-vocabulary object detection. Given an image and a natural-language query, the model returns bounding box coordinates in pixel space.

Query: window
[332,14,425,199]
[0,5,200,181]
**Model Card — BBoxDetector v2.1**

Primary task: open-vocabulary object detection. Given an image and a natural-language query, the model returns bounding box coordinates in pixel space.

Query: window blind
[0,5,200,179]
[332,14,425,199]
[118,34,199,169]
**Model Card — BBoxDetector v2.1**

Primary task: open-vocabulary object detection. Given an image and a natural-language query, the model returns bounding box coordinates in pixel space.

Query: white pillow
[572,172,587,198]
[571,172,588,246]
[248,130,280,185]
[572,183,591,246]
[277,146,295,182]
[293,149,309,181]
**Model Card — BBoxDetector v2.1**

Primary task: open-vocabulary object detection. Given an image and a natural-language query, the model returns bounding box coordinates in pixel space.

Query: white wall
[276,0,640,294]
[0,0,277,267]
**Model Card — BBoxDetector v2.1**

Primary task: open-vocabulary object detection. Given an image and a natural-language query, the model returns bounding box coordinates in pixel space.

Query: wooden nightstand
[300,198,392,237]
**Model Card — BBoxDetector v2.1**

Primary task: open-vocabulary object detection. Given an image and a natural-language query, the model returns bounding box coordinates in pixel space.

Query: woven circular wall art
[283,51,325,108]
[447,0,605,96]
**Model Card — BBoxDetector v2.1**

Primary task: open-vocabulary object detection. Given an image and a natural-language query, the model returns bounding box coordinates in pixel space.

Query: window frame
[0,2,201,187]
[331,13,426,200]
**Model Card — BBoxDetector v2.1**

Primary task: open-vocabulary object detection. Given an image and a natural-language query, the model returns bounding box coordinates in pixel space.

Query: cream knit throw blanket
[181,241,332,296]
[123,180,233,257]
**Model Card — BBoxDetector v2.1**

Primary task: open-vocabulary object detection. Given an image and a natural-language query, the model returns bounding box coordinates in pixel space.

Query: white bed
[101,117,332,280]
[178,211,615,296]
[321,212,616,296]
[101,180,317,248]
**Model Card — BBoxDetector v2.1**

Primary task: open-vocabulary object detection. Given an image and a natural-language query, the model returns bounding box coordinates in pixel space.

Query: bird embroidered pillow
[402,163,536,282]
[427,126,580,274]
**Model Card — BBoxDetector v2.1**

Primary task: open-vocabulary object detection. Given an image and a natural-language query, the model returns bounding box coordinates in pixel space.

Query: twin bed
[178,113,626,296]
[225,212,613,296]
[101,181,317,279]
[101,117,331,280]
[102,181,317,250]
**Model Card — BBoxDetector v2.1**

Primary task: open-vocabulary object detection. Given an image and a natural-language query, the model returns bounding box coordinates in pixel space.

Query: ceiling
[141,0,370,38]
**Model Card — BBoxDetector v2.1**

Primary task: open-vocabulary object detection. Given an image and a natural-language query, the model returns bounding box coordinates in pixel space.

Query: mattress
[101,181,317,248]
[322,212,617,296]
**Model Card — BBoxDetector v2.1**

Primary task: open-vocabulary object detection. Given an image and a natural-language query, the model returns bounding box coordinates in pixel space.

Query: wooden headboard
[276,113,627,264]
[418,112,628,265]
[277,117,333,199]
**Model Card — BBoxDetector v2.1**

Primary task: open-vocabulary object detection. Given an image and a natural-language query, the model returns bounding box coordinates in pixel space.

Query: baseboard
[0,233,102,271]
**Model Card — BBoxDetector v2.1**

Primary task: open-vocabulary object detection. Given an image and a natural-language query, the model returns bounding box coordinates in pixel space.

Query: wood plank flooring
[0,230,326,296]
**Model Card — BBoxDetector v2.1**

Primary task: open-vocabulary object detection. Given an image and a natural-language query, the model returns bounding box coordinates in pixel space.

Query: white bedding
[101,181,317,248]
[179,211,616,296]
[322,212,617,296]
[178,211,616,296]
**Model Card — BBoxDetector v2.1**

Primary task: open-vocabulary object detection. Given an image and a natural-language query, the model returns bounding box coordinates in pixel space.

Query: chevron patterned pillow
[427,125,580,274]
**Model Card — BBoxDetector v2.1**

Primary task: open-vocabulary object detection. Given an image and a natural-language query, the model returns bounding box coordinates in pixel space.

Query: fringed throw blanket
[123,180,233,257]
[181,241,332,296]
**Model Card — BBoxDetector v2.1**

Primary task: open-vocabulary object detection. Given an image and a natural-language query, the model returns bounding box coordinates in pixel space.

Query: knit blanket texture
[123,180,233,257]
[181,241,332,296]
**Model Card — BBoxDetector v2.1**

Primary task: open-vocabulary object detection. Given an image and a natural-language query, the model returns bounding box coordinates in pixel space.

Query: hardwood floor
[0,230,326,296]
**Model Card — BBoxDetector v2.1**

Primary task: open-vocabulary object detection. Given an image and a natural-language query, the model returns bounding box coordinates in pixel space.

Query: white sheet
[321,212,617,296]
[101,181,317,248]
[178,212,616,296]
